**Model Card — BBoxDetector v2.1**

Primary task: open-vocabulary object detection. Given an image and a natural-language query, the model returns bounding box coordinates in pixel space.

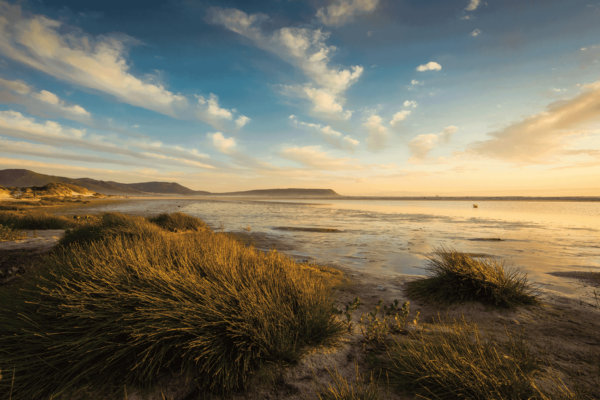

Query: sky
[0,0,599,196]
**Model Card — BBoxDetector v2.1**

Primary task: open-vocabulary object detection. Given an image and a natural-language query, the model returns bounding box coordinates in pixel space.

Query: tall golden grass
[0,213,345,399]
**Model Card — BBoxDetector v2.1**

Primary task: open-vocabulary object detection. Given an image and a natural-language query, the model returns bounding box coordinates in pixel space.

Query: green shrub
[147,212,209,232]
[59,212,162,247]
[405,247,539,308]
[0,230,345,399]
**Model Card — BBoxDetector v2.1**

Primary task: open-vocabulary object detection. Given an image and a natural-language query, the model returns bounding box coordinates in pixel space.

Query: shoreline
[1,204,599,399]
[44,194,600,202]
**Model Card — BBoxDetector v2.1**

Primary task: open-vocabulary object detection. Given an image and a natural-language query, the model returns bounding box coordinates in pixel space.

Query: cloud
[208,7,362,118]
[0,110,219,170]
[364,115,389,151]
[461,15,473,20]
[279,145,362,170]
[235,115,251,128]
[416,62,442,72]
[196,93,232,120]
[0,2,246,130]
[403,100,418,108]
[470,29,481,37]
[0,76,91,121]
[465,0,481,11]
[293,116,359,151]
[0,136,145,167]
[410,80,422,85]
[408,126,457,161]
[469,81,600,163]
[316,0,380,27]
[390,110,411,127]
[194,93,247,129]
[209,132,236,155]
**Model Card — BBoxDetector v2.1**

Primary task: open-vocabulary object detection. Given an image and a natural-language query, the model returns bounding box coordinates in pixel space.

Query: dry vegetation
[0,207,598,399]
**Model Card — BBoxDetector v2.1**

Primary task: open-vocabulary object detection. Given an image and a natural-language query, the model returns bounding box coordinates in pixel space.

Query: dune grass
[405,247,539,308]
[59,212,162,247]
[0,224,25,241]
[0,214,345,399]
[0,210,96,230]
[381,318,577,400]
[147,211,209,232]
[314,366,384,400]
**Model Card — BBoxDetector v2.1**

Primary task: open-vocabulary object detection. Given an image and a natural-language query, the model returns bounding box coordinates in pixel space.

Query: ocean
[91,198,600,295]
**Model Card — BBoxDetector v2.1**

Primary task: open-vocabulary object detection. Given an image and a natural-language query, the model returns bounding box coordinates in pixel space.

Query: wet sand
[2,198,599,399]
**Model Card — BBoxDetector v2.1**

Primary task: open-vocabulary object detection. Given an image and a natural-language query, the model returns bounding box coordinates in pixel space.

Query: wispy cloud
[408,126,457,161]
[403,100,418,108]
[0,1,246,130]
[0,110,219,170]
[279,145,363,170]
[0,76,91,122]
[364,115,389,152]
[209,132,236,155]
[208,7,362,119]
[390,110,411,127]
[469,81,600,163]
[470,29,482,37]
[291,115,359,151]
[416,62,442,72]
[316,0,380,27]
[465,0,481,12]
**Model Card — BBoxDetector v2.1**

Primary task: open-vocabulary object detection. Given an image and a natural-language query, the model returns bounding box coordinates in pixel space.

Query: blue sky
[0,0,599,195]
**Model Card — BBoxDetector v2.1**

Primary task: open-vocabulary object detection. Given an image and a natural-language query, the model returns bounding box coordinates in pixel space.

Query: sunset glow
[0,0,599,195]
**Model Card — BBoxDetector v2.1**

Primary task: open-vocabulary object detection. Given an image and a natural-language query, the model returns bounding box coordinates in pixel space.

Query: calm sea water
[91,198,600,294]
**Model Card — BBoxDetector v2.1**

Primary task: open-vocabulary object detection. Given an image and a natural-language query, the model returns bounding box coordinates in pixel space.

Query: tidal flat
[0,197,599,399]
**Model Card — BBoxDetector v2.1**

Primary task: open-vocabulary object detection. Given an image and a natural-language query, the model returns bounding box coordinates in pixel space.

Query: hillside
[123,182,210,195]
[2,182,101,199]
[0,169,340,197]
[0,170,143,195]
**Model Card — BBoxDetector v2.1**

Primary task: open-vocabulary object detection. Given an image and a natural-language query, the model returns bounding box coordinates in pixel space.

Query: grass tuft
[59,212,162,247]
[0,215,345,399]
[147,212,209,232]
[0,211,93,230]
[382,318,573,399]
[314,365,384,400]
[0,225,25,241]
[405,247,539,308]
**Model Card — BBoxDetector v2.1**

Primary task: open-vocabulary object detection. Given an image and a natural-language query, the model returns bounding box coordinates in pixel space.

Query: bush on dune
[405,247,539,308]
[0,224,25,241]
[381,319,567,400]
[147,211,209,232]
[59,212,162,247]
[0,211,90,230]
[0,216,345,399]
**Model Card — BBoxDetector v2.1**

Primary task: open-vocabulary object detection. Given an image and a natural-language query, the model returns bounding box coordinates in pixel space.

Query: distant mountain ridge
[0,169,340,197]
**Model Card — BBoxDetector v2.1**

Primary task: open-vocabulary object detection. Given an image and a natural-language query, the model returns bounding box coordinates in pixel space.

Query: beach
[1,197,599,399]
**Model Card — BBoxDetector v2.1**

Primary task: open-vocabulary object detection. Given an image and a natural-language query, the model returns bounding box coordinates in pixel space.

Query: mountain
[0,169,339,197]
[123,182,210,195]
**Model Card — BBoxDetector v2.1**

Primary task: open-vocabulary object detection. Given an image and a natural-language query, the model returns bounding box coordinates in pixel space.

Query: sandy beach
[1,198,599,399]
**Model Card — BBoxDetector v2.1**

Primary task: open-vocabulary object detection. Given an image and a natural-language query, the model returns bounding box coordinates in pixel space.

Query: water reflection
[91,198,600,295]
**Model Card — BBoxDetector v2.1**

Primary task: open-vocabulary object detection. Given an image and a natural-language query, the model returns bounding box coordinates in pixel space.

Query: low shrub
[0,211,86,230]
[147,212,209,232]
[405,247,539,308]
[381,319,573,400]
[0,224,25,241]
[59,212,162,247]
[314,366,383,400]
[0,229,345,399]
